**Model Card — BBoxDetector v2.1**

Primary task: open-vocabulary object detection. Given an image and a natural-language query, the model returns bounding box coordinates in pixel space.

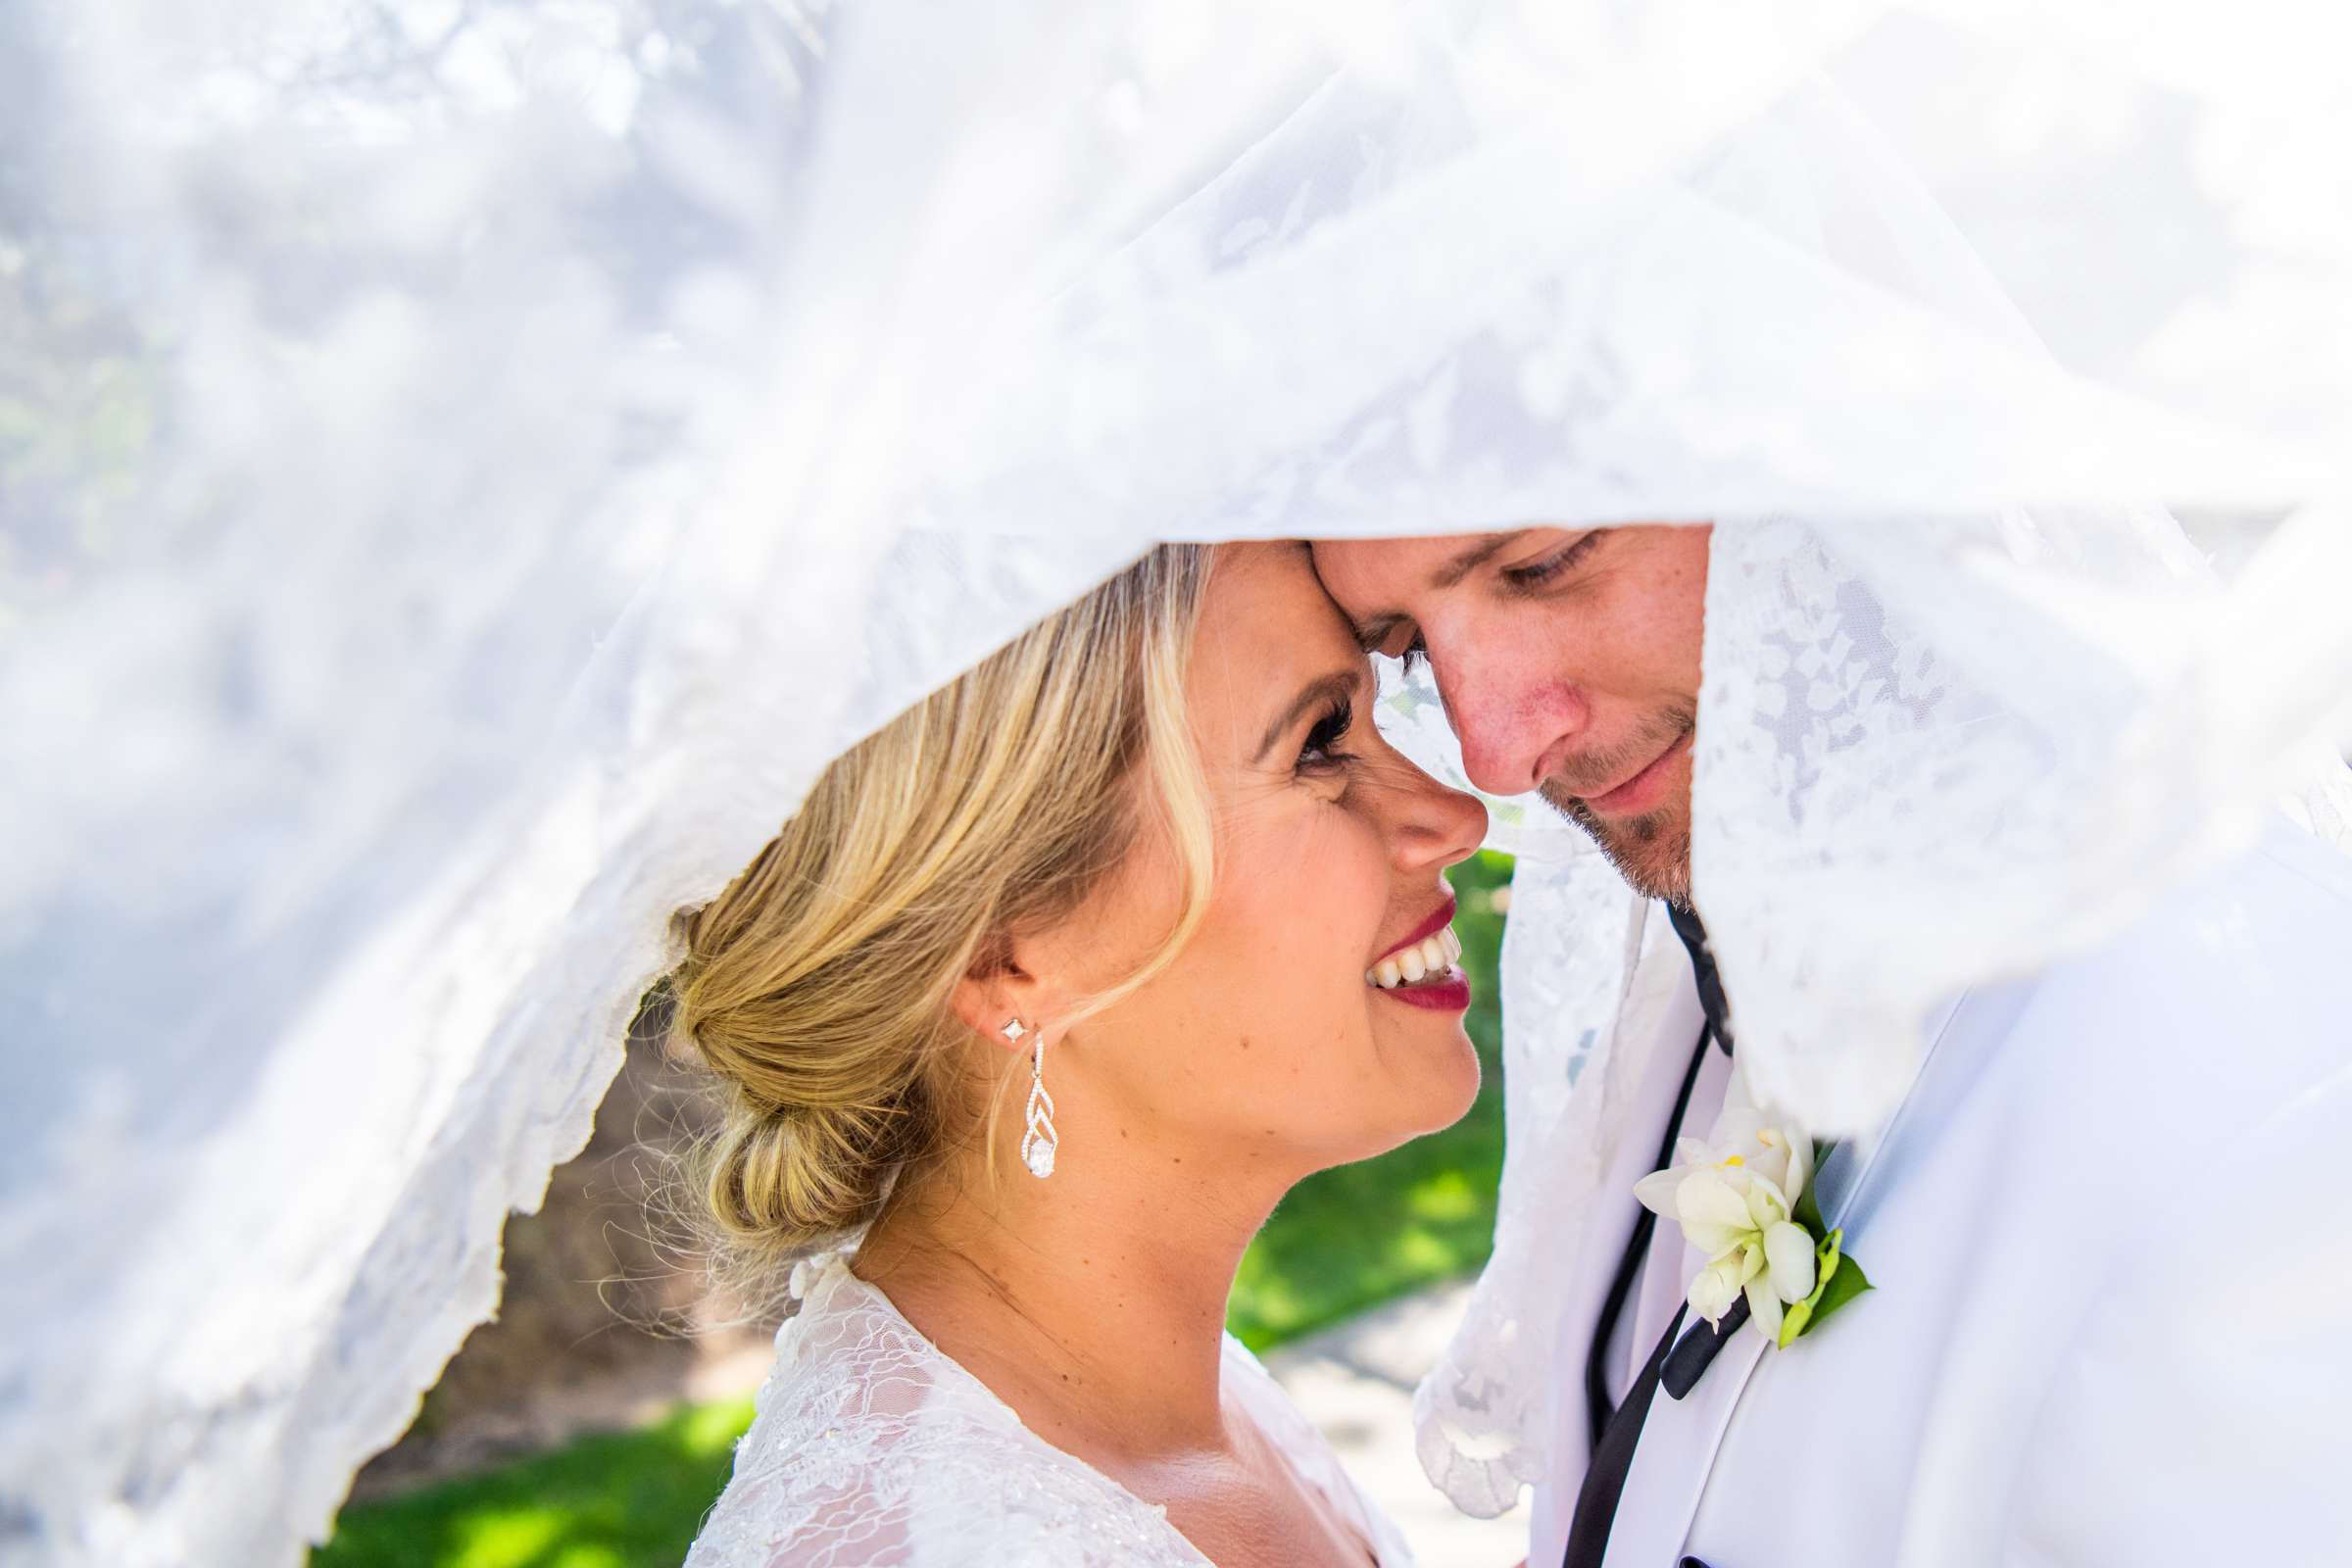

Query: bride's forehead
[1195,542,1349,650]
[1184,550,1363,730]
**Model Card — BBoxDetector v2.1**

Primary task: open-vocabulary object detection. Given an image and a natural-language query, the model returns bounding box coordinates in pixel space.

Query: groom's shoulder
[2108,813,2352,974]
[1991,816,2351,1126]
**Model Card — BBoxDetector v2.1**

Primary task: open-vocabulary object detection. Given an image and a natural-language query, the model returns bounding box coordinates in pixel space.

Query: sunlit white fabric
[4,2,2350,1563]
[682,1254,1414,1568]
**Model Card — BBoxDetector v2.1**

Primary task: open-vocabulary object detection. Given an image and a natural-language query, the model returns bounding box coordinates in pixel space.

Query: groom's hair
[668,545,1218,1267]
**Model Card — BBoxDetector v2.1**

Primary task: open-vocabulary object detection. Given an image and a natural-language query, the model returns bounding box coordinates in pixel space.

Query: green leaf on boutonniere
[1776,1227,1874,1348]
[1792,1138,1835,1235]
[1792,1180,1827,1237]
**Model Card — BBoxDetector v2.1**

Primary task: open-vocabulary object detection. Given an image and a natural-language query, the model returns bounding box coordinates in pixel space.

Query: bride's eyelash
[1298,696,1355,771]
[1500,530,1600,590]
[1399,635,1429,674]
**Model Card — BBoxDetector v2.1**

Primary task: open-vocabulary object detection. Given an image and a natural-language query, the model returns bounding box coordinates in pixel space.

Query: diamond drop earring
[1004,1018,1057,1180]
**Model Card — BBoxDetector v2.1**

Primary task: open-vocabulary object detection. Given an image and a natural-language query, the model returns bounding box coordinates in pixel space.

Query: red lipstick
[1367,893,1472,1013]
[1380,973,1472,1011]
[1375,895,1457,964]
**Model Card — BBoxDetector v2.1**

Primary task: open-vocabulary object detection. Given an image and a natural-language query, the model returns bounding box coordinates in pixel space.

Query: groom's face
[1311,525,1709,905]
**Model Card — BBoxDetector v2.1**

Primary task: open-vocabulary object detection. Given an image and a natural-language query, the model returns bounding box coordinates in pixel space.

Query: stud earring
[1004,1018,1057,1180]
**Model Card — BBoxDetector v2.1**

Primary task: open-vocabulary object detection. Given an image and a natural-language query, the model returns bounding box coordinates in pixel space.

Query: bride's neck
[854,1134,1289,1456]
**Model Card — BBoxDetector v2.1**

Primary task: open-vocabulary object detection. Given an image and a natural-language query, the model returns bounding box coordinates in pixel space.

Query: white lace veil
[4,2,2348,1561]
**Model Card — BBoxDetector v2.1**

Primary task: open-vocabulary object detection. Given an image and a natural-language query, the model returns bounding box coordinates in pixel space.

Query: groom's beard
[1537,702,1696,908]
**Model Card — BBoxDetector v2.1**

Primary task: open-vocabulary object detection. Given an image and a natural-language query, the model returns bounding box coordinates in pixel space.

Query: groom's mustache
[1536,703,1697,806]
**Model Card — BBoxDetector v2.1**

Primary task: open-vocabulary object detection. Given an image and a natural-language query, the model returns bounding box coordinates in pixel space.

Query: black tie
[1564,1304,1687,1568]
[1565,907,1735,1568]
[1665,903,1734,1054]
[1581,1022,1712,1446]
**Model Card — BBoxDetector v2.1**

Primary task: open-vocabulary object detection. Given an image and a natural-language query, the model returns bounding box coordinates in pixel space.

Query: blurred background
[311,853,1519,1568]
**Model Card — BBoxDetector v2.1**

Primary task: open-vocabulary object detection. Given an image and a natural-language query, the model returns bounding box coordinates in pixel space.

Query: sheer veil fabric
[3,2,2349,1562]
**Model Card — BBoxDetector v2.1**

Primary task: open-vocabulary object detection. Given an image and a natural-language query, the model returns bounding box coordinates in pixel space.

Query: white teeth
[1365,924,1462,989]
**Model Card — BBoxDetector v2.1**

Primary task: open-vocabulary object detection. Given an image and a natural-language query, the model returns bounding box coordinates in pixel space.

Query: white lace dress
[684,1254,1416,1567]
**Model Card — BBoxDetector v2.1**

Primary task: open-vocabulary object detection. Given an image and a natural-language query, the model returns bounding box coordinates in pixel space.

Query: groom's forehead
[1310,531,1522,622]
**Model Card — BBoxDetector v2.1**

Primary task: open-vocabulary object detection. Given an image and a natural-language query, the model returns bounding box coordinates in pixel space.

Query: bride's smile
[1364,895,1468,1003]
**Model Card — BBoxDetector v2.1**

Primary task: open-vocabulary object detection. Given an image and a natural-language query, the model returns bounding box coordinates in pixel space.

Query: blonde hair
[670,545,1216,1265]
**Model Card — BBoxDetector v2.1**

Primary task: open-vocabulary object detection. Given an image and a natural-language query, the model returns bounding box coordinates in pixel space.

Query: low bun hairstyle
[670,545,1217,1266]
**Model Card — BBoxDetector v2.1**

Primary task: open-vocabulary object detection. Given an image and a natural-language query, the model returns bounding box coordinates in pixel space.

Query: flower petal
[1677,1168,1755,1235]
[1678,1173,1758,1255]
[1685,1220,1749,1257]
[1688,1257,1741,1324]
[1785,1129,1814,1208]
[1764,1220,1818,1303]
[1671,1136,1718,1170]
[1633,1168,1685,1218]
[1745,1277,1785,1342]
[1744,1172,1791,1229]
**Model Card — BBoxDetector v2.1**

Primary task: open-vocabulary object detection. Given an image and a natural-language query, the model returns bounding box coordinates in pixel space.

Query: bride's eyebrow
[1251,669,1363,763]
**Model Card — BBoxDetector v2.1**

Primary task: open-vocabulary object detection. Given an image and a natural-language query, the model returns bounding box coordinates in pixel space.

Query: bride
[671,541,1487,1567]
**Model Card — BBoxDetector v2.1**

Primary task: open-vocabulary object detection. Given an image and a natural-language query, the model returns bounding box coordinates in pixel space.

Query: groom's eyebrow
[1431,530,1523,589]
[1348,530,1524,649]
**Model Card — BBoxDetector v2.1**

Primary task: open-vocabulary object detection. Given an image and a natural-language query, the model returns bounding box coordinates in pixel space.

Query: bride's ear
[948,931,1060,1054]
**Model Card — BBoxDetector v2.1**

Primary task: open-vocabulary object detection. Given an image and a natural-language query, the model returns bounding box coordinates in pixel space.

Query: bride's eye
[1298,697,1355,773]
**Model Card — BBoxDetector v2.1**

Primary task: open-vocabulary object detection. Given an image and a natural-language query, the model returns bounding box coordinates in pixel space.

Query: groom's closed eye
[1353,614,1431,674]
[1344,530,1527,654]
[1352,613,1402,654]
[1347,528,1603,660]
[1496,530,1602,591]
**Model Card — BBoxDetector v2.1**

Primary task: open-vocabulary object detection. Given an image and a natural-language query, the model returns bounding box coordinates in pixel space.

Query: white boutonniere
[1633,1107,1873,1348]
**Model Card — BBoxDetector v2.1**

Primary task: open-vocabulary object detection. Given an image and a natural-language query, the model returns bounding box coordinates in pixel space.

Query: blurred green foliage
[314,853,1515,1568]
[313,1401,754,1568]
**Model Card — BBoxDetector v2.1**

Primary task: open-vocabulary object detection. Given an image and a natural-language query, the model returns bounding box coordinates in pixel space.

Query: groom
[1313,524,2352,1567]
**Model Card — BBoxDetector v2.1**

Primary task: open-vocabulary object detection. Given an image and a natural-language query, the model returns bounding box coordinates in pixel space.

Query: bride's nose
[1382,762,1488,873]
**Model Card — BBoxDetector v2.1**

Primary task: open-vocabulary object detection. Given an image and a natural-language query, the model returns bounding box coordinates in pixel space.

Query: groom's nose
[1429,635,1591,798]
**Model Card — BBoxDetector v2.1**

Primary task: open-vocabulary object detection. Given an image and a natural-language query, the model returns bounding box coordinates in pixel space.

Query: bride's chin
[1347,1062,1481,1166]
[1390,1025,1483,1137]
